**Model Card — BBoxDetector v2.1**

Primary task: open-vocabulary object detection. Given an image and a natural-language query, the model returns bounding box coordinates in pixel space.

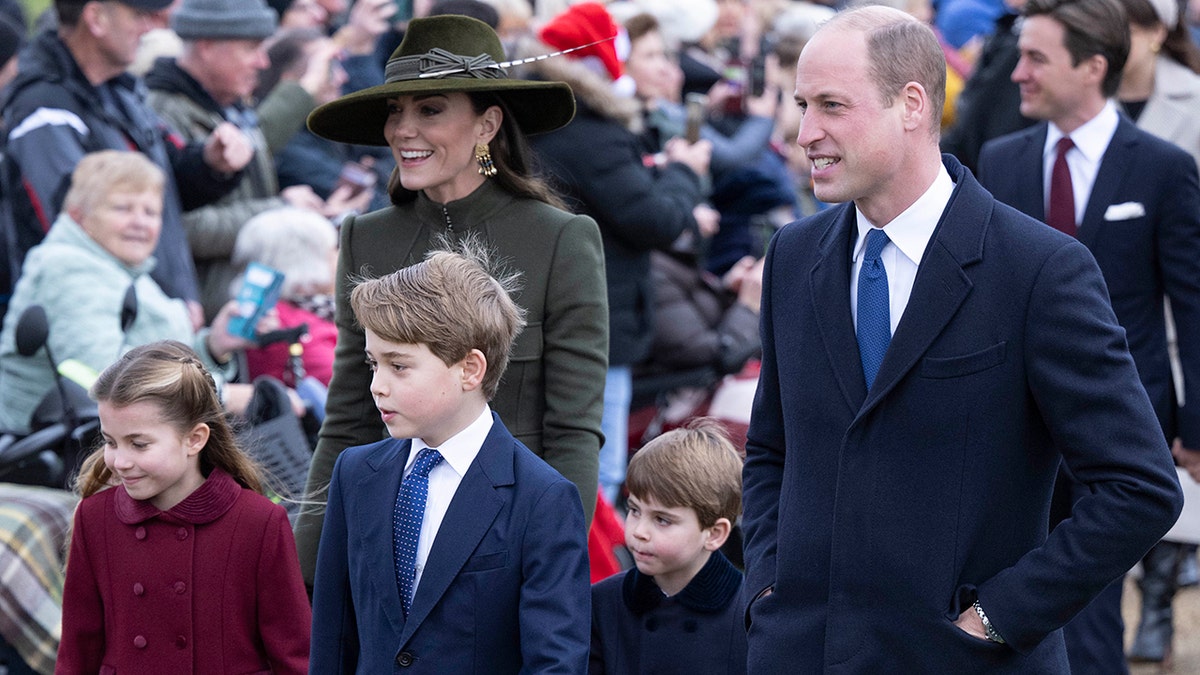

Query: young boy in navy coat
[309,247,591,673]
[589,418,747,674]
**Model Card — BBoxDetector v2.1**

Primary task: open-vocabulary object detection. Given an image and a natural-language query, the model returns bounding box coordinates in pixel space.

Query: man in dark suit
[742,5,1183,672]
[977,0,1200,668]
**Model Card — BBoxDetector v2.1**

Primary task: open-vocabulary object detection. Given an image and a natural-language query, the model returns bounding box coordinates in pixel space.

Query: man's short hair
[1024,0,1130,97]
[64,150,165,216]
[349,239,526,401]
[625,418,743,528]
[824,7,947,135]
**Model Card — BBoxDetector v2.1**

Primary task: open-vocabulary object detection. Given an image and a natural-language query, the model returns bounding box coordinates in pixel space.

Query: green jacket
[294,180,608,585]
[146,59,315,320]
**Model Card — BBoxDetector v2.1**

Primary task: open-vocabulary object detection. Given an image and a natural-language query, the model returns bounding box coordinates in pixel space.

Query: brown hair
[625,418,743,528]
[1025,0,1131,97]
[1121,0,1200,73]
[387,93,566,210]
[623,13,660,44]
[76,341,264,497]
[63,150,165,217]
[826,7,947,135]
[349,238,526,400]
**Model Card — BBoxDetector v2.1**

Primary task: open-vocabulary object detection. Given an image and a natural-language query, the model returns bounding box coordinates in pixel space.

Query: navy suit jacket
[309,413,590,674]
[741,156,1182,672]
[978,116,1200,446]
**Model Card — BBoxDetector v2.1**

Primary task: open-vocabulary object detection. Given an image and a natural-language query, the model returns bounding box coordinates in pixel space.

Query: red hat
[539,2,624,83]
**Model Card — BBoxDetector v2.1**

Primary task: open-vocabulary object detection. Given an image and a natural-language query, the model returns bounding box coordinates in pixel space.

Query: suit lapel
[1077,117,1138,249]
[356,438,413,638]
[399,415,511,643]
[810,206,869,412]
[858,158,985,417]
[1013,125,1049,221]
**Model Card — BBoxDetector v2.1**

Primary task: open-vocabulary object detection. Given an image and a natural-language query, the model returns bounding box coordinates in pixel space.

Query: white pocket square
[1104,201,1145,220]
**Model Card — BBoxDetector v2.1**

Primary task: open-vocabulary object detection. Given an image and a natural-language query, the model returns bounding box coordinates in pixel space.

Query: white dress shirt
[850,165,955,336]
[403,405,492,594]
[1043,100,1120,225]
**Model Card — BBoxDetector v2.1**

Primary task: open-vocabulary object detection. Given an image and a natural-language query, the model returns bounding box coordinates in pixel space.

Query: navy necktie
[857,228,891,389]
[1048,136,1076,236]
[394,447,444,617]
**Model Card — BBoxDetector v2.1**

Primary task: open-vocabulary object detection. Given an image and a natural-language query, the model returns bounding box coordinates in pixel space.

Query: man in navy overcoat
[742,6,1183,672]
[978,0,1200,667]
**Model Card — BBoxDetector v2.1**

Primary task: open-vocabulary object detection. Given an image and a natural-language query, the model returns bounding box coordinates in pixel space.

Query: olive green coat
[294,180,608,584]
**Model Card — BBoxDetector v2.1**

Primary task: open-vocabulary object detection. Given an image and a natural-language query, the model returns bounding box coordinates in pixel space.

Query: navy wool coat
[742,155,1182,672]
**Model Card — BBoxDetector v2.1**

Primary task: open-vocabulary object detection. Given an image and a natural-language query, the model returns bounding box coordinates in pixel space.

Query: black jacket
[532,94,704,365]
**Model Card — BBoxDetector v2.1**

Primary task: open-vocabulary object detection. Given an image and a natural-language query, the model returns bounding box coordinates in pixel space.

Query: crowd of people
[0,0,1198,671]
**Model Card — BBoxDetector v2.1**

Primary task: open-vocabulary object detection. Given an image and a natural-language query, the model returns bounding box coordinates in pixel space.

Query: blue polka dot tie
[393,447,443,618]
[858,228,891,389]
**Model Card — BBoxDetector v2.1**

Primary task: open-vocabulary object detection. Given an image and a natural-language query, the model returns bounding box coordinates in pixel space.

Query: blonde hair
[232,206,337,298]
[625,418,743,528]
[76,341,264,497]
[350,238,526,400]
[63,150,165,217]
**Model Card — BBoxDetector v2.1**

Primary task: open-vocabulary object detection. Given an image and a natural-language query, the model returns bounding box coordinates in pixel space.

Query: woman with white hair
[232,206,339,387]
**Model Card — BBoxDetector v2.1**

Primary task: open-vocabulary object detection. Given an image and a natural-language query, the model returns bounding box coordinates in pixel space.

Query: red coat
[56,469,311,674]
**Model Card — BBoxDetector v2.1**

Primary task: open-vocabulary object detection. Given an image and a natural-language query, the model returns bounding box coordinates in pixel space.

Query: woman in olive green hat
[294,13,608,585]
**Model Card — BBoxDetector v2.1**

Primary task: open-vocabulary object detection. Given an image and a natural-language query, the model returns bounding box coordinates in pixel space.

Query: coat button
[396,651,414,667]
[176,527,188,540]
[175,635,187,649]
[133,583,144,596]
[133,635,147,649]
[134,527,146,540]
[174,581,186,594]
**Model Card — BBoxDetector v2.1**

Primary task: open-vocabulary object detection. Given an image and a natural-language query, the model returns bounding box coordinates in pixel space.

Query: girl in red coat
[56,340,311,674]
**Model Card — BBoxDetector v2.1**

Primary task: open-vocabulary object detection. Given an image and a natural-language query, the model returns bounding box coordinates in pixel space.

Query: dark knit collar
[622,550,742,615]
[114,468,242,525]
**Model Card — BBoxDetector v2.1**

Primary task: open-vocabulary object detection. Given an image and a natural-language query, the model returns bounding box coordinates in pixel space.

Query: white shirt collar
[1046,100,1119,165]
[853,164,954,266]
[407,405,492,478]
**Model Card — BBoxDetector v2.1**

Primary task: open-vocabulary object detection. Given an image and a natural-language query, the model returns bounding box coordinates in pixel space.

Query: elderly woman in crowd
[233,206,339,387]
[0,151,260,433]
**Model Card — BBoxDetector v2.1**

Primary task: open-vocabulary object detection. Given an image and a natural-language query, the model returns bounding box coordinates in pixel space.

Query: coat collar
[810,154,986,416]
[114,467,242,525]
[622,549,742,615]
[412,179,515,232]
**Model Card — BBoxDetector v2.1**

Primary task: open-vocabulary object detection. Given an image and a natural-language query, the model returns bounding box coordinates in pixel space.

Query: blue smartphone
[228,262,285,341]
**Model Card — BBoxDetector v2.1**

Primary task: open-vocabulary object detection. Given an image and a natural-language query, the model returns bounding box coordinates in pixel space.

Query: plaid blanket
[0,484,79,675]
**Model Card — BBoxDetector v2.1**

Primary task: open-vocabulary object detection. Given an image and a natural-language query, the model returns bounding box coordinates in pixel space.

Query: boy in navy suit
[309,246,590,674]
[589,419,747,674]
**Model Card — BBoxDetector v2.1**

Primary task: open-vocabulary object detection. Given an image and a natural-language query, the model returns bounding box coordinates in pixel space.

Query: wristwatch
[972,600,1006,644]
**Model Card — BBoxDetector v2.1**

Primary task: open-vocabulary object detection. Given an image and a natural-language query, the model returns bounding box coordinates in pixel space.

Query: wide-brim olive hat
[307,15,576,146]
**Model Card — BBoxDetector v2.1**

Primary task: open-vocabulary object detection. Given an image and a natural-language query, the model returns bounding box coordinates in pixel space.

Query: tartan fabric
[0,484,80,675]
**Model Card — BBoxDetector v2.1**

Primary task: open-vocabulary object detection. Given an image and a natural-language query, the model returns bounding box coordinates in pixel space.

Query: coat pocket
[460,550,508,573]
[920,342,1007,379]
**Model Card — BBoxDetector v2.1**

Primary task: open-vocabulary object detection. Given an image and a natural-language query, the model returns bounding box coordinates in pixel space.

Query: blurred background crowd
[2,0,1200,672]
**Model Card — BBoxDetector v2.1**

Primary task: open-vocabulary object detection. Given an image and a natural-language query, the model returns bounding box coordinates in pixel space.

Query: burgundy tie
[1048,136,1076,237]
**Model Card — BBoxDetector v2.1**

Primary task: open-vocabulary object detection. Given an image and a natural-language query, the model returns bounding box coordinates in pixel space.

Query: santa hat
[539,2,630,85]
